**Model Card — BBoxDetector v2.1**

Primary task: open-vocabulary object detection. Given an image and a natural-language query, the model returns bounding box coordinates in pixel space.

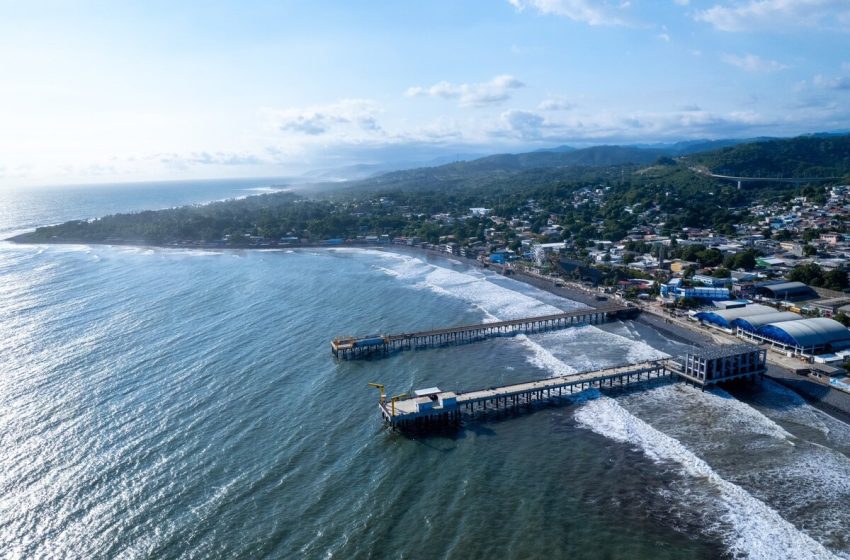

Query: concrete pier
[332,305,639,358]
[380,360,672,430]
[377,344,767,432]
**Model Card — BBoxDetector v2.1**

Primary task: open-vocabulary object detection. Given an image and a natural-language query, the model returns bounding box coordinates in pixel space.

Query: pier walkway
[377,344,767,431]
[380,360,673,430]
[332,305,638,358]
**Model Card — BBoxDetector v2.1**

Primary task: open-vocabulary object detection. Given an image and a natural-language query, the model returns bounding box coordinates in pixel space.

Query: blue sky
[1,0,849,186]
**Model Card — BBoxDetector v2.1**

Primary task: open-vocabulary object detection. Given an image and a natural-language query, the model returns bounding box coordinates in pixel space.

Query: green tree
[834,313,850,327]
[733,250,757,270]
[824,269,849,291]
[787,263,824,285]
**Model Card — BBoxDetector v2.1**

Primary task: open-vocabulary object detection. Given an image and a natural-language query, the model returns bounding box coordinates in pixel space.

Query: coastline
[12,235,850,424]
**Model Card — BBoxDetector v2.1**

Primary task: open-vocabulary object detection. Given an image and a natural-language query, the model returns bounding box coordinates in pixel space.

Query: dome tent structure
[694,304,775,329]
[757,318,850,353]
[731,312,801,333]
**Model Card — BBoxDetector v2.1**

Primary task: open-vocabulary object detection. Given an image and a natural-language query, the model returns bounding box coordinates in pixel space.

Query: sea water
[1,181,849,559]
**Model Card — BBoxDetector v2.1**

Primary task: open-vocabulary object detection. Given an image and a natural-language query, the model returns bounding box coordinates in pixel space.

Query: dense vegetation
[687,134,850,178]
[10,134,850,246]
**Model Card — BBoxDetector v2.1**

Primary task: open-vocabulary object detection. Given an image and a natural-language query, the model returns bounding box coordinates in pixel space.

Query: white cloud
[266,99,381,136]
[538,96,575,111]
[721,53,788,73]
[498,109,547,138]
[157,151,264,167]
[813,75,850,91]
[507,0,627,26]
[406,75,525,107]
[696,0,850,32]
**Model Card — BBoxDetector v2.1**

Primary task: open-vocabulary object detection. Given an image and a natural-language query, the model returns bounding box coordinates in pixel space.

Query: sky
[1,0,849,187]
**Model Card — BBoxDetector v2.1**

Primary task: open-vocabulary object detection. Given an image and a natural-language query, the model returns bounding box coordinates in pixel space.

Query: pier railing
[379,359,672,430]
[332,305,639,358]
[377,343,767,432]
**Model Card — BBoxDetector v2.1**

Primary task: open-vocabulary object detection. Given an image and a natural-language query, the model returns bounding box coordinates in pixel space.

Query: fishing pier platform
[332,304,638,358]
[376,345,767,431]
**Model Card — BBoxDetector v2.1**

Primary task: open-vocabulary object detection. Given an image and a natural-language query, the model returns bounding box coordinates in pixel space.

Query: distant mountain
[317,133,850,196]
[532,145,576,153]
[631,137,778,155]
[449,145,665,172]
[328,144,664,194]
[685,134,850,178]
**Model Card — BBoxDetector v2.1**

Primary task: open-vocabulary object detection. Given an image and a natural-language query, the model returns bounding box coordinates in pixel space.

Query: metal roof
[759,318,850,349]
[731,311,801,332]
[688,344,761,360]
[756,281,818,300]
[695,304,775,328]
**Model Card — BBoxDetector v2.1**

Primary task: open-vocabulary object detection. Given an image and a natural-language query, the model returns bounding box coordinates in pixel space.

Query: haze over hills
[315,133,850,195]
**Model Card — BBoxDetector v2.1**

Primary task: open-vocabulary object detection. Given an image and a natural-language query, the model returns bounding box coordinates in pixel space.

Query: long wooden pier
[379,360,673,430]
[377,344,767,431]
[332,304,639,358]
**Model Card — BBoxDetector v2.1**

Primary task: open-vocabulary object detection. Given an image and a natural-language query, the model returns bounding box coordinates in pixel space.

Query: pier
[332,304,639,358]
[375,345,767,431]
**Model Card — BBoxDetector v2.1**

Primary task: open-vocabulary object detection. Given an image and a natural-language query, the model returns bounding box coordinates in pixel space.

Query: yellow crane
[389,393,407,417]
[368,384,407,416]
[368,383,386,404]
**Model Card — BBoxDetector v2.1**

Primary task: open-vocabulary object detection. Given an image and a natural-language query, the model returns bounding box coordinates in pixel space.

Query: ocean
[1,179,849,559]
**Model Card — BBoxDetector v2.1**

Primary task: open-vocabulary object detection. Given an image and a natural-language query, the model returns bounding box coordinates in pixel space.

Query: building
[674,344,767,387]
[756,318,850,355]
[820,233,843,245]
[532,242,566,265]
[809,297,850,318]
[694,304,776,329]
[730,311,801,333]
[693,274,732,287]
[661,282,730,302]
[755,281,819,302]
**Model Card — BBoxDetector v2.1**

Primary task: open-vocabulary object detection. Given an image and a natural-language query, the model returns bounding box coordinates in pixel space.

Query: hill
[686,134,850,178]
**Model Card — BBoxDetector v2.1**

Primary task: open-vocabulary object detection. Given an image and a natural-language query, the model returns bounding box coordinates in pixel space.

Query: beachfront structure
[661,281,730,302]
[377,346,769,430]
[754,318,850,354]
[736,317,850,356]
[694,304,776,330]
[730,311,801,333]
[331,305,639,358]
[675,344,767,387]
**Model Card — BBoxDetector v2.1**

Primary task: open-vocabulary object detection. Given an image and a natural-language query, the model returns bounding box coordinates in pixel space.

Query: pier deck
[380,359,673,430]
[377,344,767,431]
[332,304,639,358]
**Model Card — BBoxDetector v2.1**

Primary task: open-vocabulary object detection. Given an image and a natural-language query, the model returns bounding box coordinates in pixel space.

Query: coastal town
[339,182,850,396]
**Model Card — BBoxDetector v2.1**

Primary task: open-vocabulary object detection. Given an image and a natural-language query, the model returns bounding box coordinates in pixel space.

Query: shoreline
[12,236,850,423]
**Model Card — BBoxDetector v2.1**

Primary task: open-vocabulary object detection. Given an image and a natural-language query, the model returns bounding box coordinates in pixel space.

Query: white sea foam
[516,334,579,377]
[707,386,794,440]
[575,396,839,560]
[242,187,291,194]
[372,251,563,320]
[744,379,836,439]
[632,383,794,442]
